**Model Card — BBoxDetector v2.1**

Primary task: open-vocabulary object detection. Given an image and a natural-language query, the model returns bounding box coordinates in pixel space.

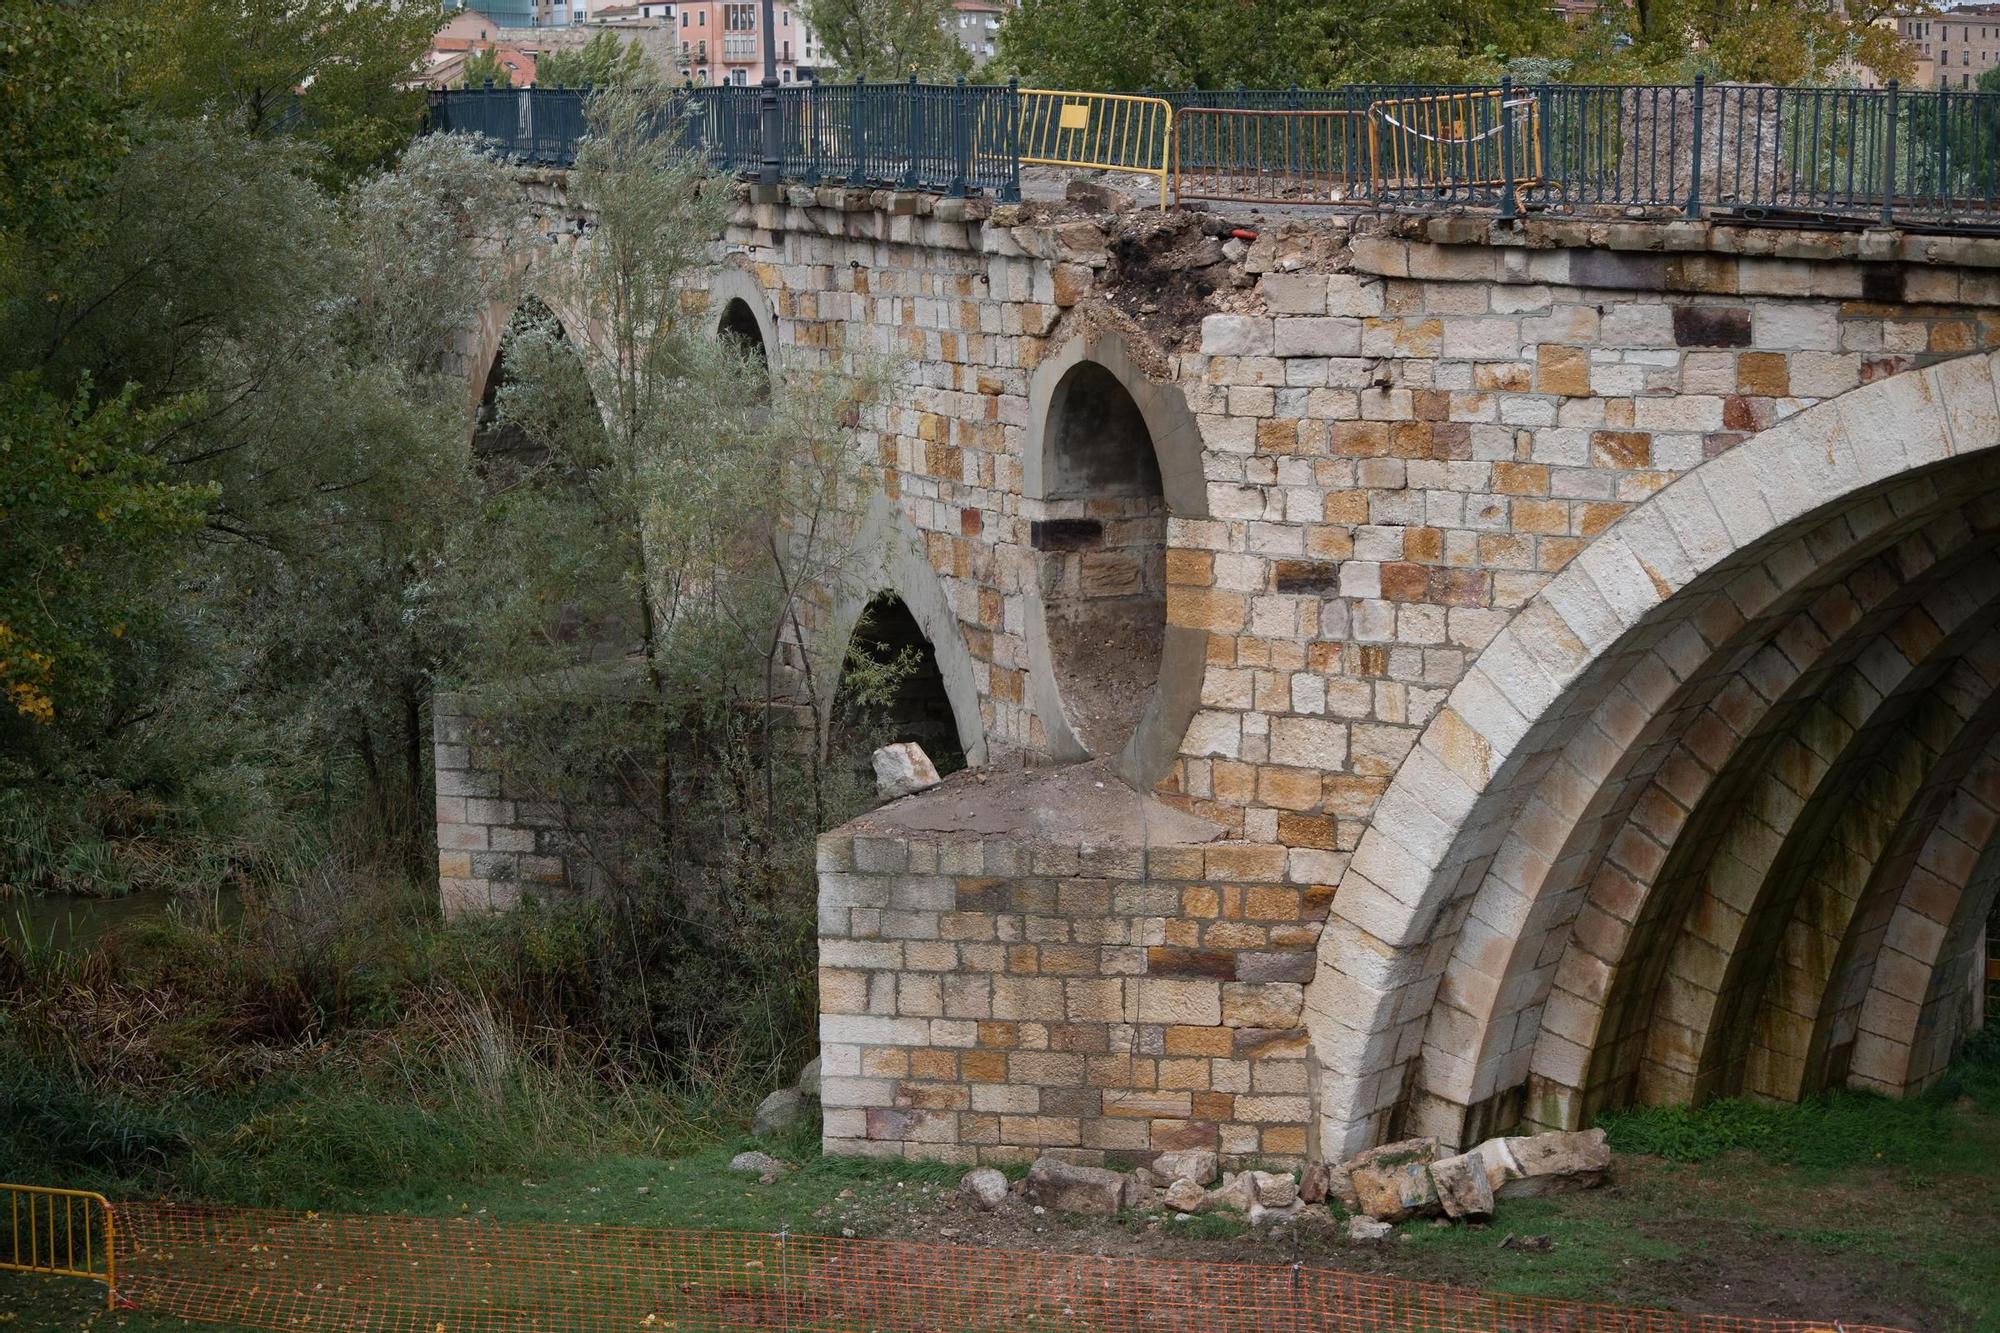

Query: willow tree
[465,85,889,1074]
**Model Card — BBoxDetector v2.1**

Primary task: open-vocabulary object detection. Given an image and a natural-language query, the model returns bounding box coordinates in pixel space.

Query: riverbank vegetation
[1,2,892,1154]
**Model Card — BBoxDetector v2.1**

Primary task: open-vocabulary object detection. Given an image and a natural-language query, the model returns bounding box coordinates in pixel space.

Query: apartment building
[949,0,1007,65]
[1898,4,2000,88]
[670,1,825,84]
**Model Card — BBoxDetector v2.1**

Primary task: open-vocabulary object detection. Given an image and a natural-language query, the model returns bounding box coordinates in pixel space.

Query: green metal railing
[424,78,2000,232]
[426,79,1020,198]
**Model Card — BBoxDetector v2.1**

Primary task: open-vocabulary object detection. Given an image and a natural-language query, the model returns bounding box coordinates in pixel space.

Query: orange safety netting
[110,1202,1908,1333]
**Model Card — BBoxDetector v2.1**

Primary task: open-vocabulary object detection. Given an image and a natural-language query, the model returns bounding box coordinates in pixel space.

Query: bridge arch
[1308,352,2000,1157]
[819,493,990,771]
[1023,325,1207,788]
[709,266,778,372]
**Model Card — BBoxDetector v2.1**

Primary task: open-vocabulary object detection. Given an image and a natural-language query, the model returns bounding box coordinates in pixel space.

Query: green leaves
[0,374,212,724]
[801,0,971,82]
[117,0,442,188]
[0,2,132,253]
[534,30,658,90]
[994,0,1553,90]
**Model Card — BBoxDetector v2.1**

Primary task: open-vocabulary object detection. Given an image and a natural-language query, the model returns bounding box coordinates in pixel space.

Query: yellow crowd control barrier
[1369,89,1542,193]
[1017,89,1174,208]
[2,1183,117,1310]
[1173,107,1370,205]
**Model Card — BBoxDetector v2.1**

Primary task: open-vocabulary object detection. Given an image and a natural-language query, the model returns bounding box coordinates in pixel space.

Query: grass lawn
[6,1047,1998,1332]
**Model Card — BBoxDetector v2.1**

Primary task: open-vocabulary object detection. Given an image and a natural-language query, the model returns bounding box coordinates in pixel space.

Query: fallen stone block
[1470,1128,1611,1199]
[873,742,941,800]
[728,1150,787,1184]
[1151,1147,1219,1186]
[1249,1171,1299,1208]
[1203,1171,1256,1213]
[752,1088,804,1137]
[1299,1161,1331,1204]
[1339,1137,1441,1221]
[1162,1178,1206,1213]
[1024,1155,1128,1215]
[1350,1160,1439,1221]
[1248,1199,1304,1225]
[1429,1149,1495,1219]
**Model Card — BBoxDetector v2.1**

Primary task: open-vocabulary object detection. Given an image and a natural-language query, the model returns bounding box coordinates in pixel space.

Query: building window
[725,3,755,30]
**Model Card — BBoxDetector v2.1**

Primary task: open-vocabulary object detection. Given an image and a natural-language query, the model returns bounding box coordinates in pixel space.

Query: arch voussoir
[1308,351,2000,1157]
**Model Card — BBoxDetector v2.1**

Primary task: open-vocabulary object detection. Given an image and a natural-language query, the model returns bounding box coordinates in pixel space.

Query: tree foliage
[0,376,211,726]
[995,0,1555,89]
[458,85,892,1069]
[114,0,441,186]
[1560,0,1915,84]
[800,0,970,81]
[535,30,656,89]
[0,88,521,882]
[457,46,511,90]
[0,2,132,255]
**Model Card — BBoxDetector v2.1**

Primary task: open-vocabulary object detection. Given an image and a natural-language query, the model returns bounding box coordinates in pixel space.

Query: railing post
[848,74,866,187]
[948,75,970,197]
[1882,79,1900,227]
[1498,74,1519,219]
[1686,71,1705,219]
[756,0,781,184]
[1537,79,1552,196]
[901,73,920,190]
[1002,77,1022,202]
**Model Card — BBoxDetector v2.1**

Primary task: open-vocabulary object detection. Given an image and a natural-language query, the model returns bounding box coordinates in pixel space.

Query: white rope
[1370,96,1535,145]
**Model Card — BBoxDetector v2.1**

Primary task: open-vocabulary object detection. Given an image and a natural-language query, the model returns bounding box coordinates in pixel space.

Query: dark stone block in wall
[1032,518,1103,551]
[1235,950,1317,983]
[1862,264,1907,304]
[1146,946,1240,980]
[1570,249,1670,291]
[1274,560,1342,594]
[1672,306,1752,347]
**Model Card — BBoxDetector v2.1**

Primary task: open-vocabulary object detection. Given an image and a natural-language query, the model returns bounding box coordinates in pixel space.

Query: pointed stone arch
[709,265,778,374]
[818,492,990,772]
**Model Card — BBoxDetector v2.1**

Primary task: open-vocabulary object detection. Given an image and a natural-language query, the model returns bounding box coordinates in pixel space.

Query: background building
[670,2,823,84]
[1897,4,2000,88]
[949,0,1006,66]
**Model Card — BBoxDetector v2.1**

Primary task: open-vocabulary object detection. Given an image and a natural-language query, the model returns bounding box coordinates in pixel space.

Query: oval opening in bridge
[1037,360,1167,761]
[829,592,965,782]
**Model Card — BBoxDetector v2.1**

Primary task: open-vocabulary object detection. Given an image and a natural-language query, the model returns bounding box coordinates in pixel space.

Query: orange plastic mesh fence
[111,1202,1906,1333]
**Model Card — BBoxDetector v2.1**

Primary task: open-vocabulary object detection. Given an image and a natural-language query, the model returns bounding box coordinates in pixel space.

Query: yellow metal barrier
[1173,107,1370,205]
[2,1184,116,1310]
[1368,89,1542,193]
[1017,89,1174,208]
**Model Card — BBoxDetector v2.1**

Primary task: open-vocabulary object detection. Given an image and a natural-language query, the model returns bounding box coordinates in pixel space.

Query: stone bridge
[443,176,2000,1167]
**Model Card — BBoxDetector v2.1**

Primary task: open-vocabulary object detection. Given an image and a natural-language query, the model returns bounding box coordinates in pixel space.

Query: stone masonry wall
[434,692,576,915]
[816,768,1324,1167]
[464,178,2000,1158]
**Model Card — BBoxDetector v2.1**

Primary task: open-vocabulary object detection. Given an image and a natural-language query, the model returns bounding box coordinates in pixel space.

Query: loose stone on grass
[752,1087,805,1137]
[1347,1215,1393,1242]
[959,1167,1009,1211]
